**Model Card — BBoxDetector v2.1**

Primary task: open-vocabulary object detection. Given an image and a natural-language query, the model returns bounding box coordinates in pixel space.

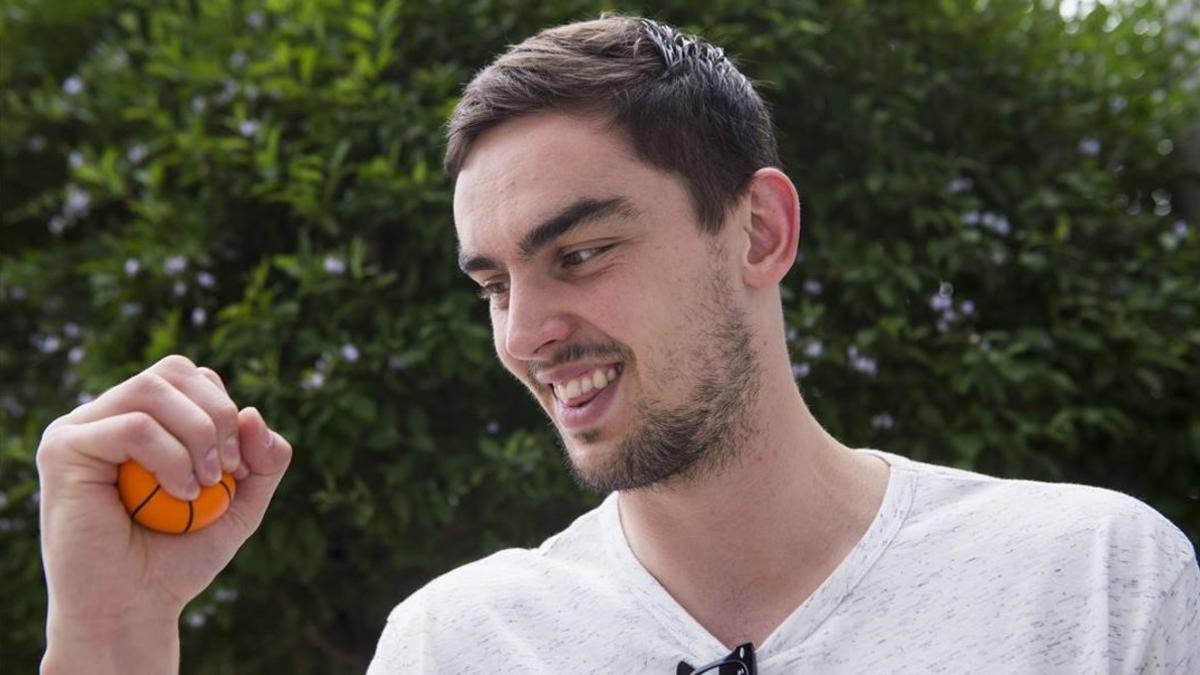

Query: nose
[500,276,573,361]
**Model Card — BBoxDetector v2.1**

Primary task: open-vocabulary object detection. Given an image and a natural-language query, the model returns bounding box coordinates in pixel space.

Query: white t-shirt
[368,449,1199,673]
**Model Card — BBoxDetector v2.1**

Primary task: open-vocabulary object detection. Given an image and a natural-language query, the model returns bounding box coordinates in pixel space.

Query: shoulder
[878,450,1196,581]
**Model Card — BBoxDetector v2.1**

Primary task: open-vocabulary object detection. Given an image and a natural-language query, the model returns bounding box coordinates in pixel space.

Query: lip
[554,368,622,431]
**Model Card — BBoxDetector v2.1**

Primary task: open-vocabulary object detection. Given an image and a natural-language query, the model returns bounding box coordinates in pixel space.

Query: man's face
[454,112,759,491]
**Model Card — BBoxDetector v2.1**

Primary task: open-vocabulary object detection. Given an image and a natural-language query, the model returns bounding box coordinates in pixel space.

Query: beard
[553,260,761,493]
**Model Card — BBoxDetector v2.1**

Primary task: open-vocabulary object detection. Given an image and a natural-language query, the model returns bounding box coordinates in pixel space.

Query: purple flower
[323,256,346,275]
[238,119,260,137]
[803,341,823,358]
[63,75,84,95]
[163,255,188,275]
[191,307,207,326]
[803,280,822,296]
[302,372,326,390]
[124,258,141,276]
[791,362,811,379]
[68,346,85,364]
[486,420,501,435]
[196,271,216,288]
[1078,138,1101,157]
[340,343,360,363]
[870,413,895,430]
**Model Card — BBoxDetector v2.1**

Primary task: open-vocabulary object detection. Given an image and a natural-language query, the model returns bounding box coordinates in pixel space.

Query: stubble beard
[558,263,761,493]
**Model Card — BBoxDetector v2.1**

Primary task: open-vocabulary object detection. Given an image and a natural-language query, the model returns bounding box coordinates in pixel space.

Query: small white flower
[340,343,360,363]
[191,307,207,326]
[791,362,810,379]
[323,256,346,275]
[196,271,216,288]
[127,144,148,164]
[851,356,877,377]
[302,372,326,390]
[68,152,84,169]
[173,281,188,297]
[870,413,895,430]
[121,302,142,317]
[948,177,973,194]
[1078,138,1101,157]
[486,420,501,435]
[27,136,46,153]
[960,300,975,316]
[63,322,80,338]
[962,210,981,227]
[64,184,91,217]
[244,84,259,100]
[803,279,822,296]
[1173,221,1189,238]
[48,216,66,235]
[239,119,260,137]
[246,11,265,28]
[315,355,329,372]
[124,258,141,276]
[163,255,188,275]
[230,51,248,69]
[785,328,798,342]
[991,250,1007,266]
[930,294,952,312]
[185,610,207,628]
[803,341,823,358]
[68,346,85,364]
[215,587,238,603]
[191,96,207,114]
[37,334,62,353]
[63,75,84,95]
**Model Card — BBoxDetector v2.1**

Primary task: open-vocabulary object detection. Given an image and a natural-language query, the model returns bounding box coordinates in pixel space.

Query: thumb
[211,406,292,541]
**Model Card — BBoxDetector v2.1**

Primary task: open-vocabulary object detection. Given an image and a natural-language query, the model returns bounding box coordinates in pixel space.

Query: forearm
[41,614,180,675]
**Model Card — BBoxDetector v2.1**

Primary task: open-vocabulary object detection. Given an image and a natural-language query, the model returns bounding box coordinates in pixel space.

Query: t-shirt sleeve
[366,589,436,674]
[1137,551,1200,674]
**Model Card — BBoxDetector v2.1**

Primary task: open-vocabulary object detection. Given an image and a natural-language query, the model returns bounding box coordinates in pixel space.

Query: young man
[38,15,1196,674]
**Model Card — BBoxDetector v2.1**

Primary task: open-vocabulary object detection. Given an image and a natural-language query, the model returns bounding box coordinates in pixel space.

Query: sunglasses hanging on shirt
[676,642,757,675]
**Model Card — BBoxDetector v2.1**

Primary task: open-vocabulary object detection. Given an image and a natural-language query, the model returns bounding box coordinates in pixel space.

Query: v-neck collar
[599,448,917,667]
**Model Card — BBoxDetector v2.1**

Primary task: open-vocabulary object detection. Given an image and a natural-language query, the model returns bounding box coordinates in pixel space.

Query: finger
[197,367,227,394]
[40,412,199,500]
[156,366,241,475]
[205,407,292,542]
[64,369,224,487]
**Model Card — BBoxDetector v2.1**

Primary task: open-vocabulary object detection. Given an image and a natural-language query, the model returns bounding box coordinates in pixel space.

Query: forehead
[452,112,684,255]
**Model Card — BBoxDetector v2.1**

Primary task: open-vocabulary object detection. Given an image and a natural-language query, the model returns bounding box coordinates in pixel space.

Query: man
[38,15,1196,674]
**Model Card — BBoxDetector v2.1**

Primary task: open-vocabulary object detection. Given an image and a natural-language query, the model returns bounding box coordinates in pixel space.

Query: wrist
[42,611,181,675]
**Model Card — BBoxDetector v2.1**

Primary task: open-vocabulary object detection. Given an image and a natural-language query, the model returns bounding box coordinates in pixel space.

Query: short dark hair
[444,14,780,234]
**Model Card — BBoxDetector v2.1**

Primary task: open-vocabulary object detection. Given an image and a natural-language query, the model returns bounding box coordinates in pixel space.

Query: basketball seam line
[130,485,160,519]
[183,500,194,533]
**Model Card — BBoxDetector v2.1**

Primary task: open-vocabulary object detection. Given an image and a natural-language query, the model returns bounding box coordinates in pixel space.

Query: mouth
[547,363,624,431]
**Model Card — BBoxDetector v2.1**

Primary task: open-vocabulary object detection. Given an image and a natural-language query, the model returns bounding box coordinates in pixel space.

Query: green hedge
[2,0,1197,671]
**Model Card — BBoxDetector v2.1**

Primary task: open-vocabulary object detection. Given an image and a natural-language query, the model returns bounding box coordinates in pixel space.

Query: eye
[562,245,612,268]
[476,280,509,301]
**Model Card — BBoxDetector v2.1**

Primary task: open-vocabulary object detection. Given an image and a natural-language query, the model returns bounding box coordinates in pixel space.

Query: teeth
[553,366,620,403]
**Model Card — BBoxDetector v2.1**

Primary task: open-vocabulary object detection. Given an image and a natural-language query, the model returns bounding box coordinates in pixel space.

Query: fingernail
[184,476,201,500]
[205,446,220,483]
[223,436,240,468]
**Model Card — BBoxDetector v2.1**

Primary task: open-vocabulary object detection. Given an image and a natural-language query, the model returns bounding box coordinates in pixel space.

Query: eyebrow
[457,196,636,275]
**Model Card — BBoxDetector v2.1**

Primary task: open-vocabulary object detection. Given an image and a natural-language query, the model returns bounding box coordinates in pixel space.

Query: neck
[615,347,890,647]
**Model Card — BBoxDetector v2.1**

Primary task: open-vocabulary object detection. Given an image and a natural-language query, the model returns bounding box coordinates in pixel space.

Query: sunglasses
[676,642,757,675]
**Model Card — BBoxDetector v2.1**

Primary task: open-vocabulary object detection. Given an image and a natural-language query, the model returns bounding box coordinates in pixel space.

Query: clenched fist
[37,355,292,674]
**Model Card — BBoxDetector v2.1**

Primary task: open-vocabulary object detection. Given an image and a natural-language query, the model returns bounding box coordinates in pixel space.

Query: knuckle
[215,401,240,430]
[189,417,220,448]
[130,371,171,398]
[155,354,196,374]
[122,410,160,443]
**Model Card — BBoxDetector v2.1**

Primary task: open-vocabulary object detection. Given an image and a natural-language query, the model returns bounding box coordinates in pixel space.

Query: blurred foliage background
[2,0,1197,671]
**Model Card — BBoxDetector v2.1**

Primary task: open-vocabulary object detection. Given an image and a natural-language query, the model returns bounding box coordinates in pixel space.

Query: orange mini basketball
[117,460,236,534]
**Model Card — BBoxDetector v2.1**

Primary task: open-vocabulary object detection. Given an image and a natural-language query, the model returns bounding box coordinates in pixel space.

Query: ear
[740,168,801,288]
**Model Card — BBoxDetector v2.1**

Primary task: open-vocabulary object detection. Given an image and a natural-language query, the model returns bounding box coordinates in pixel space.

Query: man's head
[445,14,780,233]
[449,16,800,492]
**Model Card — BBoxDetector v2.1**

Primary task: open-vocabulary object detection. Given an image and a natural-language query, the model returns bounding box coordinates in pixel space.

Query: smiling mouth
[552,364,623,407]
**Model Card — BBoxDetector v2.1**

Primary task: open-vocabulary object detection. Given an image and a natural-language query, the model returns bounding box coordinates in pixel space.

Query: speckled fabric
[368,449,1198,673]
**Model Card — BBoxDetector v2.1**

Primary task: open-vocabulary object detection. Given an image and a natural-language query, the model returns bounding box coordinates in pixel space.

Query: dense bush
[2,0,1196,671]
